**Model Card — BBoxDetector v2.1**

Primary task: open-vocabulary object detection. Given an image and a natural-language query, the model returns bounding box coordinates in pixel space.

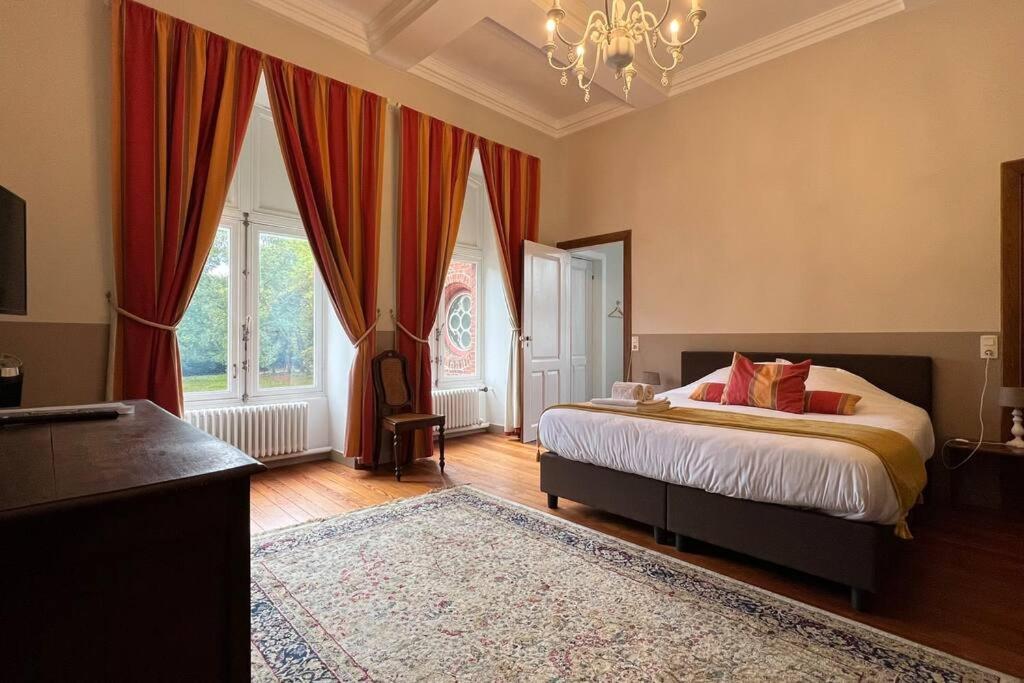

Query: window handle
[232,363,238,379]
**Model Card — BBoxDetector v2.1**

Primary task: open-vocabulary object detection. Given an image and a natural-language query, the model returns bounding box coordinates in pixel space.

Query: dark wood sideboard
[0,400,265,682]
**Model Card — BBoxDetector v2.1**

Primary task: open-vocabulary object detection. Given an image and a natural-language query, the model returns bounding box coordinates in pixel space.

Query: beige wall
[548,0,1024,335]
[0,0,568,329]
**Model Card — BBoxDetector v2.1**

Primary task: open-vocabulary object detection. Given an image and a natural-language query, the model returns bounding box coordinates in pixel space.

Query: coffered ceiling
[247,0,930,138]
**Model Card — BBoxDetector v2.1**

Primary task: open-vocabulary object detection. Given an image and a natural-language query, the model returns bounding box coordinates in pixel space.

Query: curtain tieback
[352,311,381,347]
[390,310,431,345]
[107,292,177,332]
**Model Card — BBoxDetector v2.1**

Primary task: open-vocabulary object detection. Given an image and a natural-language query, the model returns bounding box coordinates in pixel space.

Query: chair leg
[372,419,382,471]
[393,433,402,481]
[438,425,446,473]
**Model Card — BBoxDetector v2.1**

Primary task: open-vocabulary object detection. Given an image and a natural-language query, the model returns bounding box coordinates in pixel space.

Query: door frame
[557,230,632,380]
[1001,158,1024,434]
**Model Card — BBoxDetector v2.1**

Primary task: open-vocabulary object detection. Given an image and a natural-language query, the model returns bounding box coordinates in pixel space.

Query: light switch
[631,336,640,352]
[980,335,998,359]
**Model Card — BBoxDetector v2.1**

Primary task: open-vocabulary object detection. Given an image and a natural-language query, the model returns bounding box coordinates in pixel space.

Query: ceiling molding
[555,101,634,138]
[247,0,368,52]
[366,0,438,53]
[667,0,905,97]
[410,58,562,138]
[411,57,635,139]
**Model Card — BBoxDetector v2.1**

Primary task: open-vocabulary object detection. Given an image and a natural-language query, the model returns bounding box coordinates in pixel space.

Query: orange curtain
[477,139,541,435]
[262,57,386,466]
[396,108,477,459]
[110,0,259,415]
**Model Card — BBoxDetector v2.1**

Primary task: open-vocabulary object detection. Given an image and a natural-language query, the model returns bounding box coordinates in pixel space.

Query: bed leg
[546,493,558,509]
[850,587,870,612]
[674,534,690,552]
[653,526,673,545]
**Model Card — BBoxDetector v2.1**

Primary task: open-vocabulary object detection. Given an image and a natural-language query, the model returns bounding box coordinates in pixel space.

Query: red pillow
[690,382,725,402]
[804,390,861,415]
[721,353,811,413]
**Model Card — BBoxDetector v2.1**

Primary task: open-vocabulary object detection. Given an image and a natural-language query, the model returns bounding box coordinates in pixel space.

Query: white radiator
[184,402,309,460]
[432,386,487,432]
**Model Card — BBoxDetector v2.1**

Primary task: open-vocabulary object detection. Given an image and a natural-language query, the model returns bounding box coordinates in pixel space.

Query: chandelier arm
[547,51,583,73]
[580,42,603,90]
[627,0,671,31]
[642,30,680,72]
[554,10,609,48]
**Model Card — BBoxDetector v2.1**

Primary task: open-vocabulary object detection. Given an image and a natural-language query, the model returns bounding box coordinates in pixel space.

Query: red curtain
[262,56,386,466]
[110,0,259,415]
[477,139,541,434]
[396,108,477,459]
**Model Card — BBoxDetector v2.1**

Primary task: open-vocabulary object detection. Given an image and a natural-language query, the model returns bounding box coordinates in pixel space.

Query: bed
[538,351,934,611]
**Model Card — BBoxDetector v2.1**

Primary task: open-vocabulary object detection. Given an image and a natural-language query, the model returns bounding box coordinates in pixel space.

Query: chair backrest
[372,350,413,417]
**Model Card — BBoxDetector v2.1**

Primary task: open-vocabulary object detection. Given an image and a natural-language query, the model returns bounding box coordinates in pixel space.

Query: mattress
[538,365,935,525]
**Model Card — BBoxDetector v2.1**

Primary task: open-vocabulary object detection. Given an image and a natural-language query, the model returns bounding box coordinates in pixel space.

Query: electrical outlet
[631,336,640,352]
[980,334,999,359]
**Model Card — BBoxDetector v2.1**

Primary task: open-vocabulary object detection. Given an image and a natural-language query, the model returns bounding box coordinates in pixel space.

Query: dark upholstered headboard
[680,352,933,414]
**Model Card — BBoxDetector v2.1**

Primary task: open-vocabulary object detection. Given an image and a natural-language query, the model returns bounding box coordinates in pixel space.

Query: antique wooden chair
[371,350,446,481]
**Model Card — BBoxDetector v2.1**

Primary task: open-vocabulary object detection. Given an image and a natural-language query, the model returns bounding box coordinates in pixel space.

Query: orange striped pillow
[804,390,861,415]
[689,382,725,402]
[721,352,811,413]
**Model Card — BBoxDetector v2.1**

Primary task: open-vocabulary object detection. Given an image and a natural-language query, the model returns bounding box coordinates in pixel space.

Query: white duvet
[538,365,935,524]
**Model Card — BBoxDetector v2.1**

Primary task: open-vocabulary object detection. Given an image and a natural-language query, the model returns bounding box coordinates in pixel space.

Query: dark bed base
[540,453,894,611]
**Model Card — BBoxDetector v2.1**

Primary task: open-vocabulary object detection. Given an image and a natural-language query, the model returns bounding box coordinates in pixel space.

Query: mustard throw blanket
[544,404,927,539]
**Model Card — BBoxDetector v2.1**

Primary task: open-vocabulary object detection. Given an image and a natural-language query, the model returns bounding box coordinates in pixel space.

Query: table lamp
[641,371,662,390]
[998,386,1024,449]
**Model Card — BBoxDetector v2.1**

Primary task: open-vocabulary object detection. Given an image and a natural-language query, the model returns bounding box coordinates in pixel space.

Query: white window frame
[177,219,244,404]
[433,246,483,389]
[246,218,326,400]
[183,215,326,408]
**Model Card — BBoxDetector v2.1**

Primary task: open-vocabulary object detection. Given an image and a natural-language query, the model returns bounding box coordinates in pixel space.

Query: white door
[522,240,571,442]
[569,258,593,403]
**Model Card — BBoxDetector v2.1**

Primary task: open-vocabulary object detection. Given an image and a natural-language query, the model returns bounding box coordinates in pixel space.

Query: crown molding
[247,0,368,53]
[411,57,635,139]
[409,58,561,138]
[555,101,634,138]
[366,0,438,52]
[667,0,905,97]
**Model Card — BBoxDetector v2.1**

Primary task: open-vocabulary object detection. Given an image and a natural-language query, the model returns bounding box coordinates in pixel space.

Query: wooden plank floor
[251,433,1024,677]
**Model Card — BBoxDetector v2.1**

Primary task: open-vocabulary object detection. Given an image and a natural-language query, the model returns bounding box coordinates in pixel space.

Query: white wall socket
[980,334,999,359]
[631,336,640,352]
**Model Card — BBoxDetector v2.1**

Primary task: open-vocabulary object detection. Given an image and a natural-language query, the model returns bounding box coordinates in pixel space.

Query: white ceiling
[247,0,926,138]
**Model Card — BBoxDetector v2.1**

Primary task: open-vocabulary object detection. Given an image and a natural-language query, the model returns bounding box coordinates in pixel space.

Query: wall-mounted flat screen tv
[0,185,27,315]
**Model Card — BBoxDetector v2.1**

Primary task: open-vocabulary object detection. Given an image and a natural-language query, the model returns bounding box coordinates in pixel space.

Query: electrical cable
[940,356,997,470]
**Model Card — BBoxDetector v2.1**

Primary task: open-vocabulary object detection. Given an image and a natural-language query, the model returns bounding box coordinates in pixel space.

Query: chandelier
[543,0,707,102]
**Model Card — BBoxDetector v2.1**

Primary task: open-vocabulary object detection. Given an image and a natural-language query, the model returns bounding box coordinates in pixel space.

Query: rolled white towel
[590,397,670,413]
[610,381,656,401]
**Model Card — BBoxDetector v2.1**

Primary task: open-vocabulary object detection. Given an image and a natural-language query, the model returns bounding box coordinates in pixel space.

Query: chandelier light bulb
[546,18,556,42]
[576,44,585,57]
[670,19,680,42]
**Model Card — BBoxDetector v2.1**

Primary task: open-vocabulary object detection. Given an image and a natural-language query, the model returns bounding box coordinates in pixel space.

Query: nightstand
[944,441,1024,517]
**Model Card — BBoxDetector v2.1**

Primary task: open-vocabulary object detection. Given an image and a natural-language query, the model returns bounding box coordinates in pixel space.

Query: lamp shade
[999,386,1024,408]
[641,371,662,386]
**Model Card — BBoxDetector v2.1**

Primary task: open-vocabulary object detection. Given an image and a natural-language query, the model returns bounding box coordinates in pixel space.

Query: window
[432,253,481,386]
[179,91,324,404]
[179,219,323,403]
[180,227,233,396]
[255,230,316,391]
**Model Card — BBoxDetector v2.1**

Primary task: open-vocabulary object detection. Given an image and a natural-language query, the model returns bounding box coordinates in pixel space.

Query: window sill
[184,391,326,411]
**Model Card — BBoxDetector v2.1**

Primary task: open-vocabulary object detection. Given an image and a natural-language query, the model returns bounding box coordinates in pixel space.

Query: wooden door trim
[557,230,632,381]
[1001,159,1024,433]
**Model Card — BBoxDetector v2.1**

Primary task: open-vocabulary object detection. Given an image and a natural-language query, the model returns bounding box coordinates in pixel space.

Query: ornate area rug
[250,486,1010,682]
